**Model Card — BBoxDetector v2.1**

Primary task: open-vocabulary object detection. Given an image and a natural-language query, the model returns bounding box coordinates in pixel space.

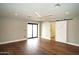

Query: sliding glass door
[27,23,38,39]
[27,24,32,38]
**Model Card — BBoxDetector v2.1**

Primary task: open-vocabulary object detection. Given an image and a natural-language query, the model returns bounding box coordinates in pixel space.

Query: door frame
[27,23,38,39]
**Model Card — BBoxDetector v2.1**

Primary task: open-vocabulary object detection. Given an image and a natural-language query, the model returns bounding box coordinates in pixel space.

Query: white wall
[67,18,79,45]
[56,21,67,43]
[41,22,51,40]
[0,17,41,44]
[56,18,79,46]
[0,17,26,43]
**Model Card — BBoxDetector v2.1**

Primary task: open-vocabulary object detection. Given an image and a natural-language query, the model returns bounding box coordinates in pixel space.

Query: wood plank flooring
[0,38,79,55]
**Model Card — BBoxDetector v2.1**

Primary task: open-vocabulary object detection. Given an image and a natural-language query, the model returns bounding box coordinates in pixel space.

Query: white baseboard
[0,38,27,45]
[0,38,79,47]
[56,40,67,43]
[67,42,79,47]
[57,41,79,47]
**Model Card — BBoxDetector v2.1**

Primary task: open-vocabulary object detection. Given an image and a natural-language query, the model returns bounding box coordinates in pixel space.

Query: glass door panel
[27,24,32,38]
[33,25,38,37]
[27,23,38,39]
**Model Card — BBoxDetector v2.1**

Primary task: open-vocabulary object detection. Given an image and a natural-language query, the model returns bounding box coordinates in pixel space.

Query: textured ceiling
[0,3,79,21]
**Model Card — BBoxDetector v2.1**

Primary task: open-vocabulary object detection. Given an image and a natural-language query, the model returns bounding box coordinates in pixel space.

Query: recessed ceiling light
[65,11,69,15]
[14,13,18,16]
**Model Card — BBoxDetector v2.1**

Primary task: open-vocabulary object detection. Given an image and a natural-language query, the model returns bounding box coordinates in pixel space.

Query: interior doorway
[50,21,67,43]
[27,23,38,39]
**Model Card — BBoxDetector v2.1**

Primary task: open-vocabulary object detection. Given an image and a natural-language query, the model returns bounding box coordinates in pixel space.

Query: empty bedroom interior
[0,3,79,55]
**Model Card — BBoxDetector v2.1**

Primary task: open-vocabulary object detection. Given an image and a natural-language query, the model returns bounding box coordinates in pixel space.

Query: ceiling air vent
[55,3,61,7]
[53,19,72,22]
[64,19,72,20]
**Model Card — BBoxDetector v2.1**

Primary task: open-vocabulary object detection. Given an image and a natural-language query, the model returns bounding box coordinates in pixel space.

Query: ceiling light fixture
[14,13,18,16]
[34,12,41,17]
[65,11,69,15]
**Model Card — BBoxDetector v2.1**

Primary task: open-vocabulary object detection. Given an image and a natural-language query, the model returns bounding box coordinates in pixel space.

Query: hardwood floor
[0,38,79,55]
